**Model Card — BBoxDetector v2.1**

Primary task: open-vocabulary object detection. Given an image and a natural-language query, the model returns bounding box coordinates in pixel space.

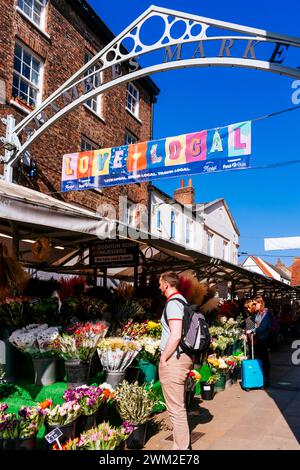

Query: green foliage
[115,381,157,425]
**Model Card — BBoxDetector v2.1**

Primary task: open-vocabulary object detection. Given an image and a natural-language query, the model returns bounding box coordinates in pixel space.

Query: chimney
[173,178,195,205]
[291,257,300,286]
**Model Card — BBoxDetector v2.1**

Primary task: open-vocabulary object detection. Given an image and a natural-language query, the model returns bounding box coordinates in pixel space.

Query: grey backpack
[163,298,211,356]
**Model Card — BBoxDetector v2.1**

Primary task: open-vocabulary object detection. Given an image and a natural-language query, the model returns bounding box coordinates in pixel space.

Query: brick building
[0,0,159,214]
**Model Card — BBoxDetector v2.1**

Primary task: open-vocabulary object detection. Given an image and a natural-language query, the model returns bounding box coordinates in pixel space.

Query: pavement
[144,339,300,450]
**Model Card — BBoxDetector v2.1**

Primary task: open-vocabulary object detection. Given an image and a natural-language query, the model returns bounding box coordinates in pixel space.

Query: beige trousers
[159,353,193,450]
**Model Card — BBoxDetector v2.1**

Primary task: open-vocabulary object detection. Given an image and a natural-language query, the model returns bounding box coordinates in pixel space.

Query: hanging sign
[61,121,251,191]
[89,239,139,267]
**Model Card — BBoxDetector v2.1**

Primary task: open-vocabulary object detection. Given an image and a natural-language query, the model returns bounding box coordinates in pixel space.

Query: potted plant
[200,373,219,400]
[114,380,157,449]
[97,337,141,388]
[0,402,46,450]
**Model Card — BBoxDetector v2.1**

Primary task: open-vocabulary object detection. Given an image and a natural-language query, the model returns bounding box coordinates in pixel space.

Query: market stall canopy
[0,180,299,299]
[0,179,114,266]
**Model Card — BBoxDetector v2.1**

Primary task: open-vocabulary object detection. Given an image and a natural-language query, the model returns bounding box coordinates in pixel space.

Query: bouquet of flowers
[63,386,104,416]
[188,369,202,383]
[0,296,33,326]
[52,422,132,450]
[8,324,60,358]
[97,337,141,371]
[79,296,109,320]
[100,382,116,403]
[0,403,46,439]
[52,321,109,362]
[115,381,157,425]
[209,316,243,351]
[207,355,230,376]
[45,401,81,427]
[121,319,162,339]
[137,337,160,364]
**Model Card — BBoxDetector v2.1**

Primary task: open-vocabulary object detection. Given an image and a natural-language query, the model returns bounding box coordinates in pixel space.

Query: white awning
[0,179,111,237]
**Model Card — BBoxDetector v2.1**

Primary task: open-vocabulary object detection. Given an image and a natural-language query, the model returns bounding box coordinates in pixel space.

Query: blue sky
[88,0,300,266]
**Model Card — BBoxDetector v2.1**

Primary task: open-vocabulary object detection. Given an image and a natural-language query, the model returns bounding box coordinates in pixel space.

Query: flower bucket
[138,360,158,384]
[225,372,232,390]
[126,422,148,449]
[200,382,215,400]
[46,420,77,444]
[64,359,91,389]
[76,411,98,435]
[105,370,126,389]
[214,374,226,393]
[231,367,241,384]
[32,356,57,386]
[0,435,36,450]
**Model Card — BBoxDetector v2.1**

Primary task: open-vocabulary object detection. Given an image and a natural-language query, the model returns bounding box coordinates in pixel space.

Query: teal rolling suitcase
[241,336,264,391]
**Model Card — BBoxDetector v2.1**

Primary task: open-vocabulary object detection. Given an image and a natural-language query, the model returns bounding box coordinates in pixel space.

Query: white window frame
[17,0,47,30]
[207,231,214,256]
[125,130,137,145]
[126,82,139,118]
[222,239,229,261]
[81,136,99,152]
[84,51,103,118]
[170,210,176,240]
[12,41,43,111]
[185,218,191,245]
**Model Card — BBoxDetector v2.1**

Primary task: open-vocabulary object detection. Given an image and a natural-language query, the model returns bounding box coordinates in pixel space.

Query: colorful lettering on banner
[127,142,148,173]
[77,151,93,179]
[62,153,78,181]
[110,146,128,175]
[147,139,165,168]
[61,121,252,192]
[228,121,251,157]
[185,131,207,163]
[92,148,111,176]
[165,134,186,166]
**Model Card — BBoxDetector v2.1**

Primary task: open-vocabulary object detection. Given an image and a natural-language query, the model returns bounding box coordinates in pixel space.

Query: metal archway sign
[2,5,300,180]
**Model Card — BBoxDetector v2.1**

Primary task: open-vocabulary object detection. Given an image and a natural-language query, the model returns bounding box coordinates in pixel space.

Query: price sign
[45,427,63,444]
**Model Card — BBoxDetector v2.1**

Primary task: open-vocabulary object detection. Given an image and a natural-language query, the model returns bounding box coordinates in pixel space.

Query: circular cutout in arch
[106,50,116,62]
[169,20,188,40]
[139,15,167,46]
[190,23,203,37]
[120,36,136,55]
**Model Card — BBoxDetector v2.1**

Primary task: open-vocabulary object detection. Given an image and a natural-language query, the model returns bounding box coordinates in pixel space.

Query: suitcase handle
[244,334,254,359]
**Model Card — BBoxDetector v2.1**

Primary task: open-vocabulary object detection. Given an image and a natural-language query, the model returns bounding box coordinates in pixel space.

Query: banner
[61,121,251,192]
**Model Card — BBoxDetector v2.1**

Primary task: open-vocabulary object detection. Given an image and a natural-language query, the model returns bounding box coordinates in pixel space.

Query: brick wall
[0,0,157,213]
